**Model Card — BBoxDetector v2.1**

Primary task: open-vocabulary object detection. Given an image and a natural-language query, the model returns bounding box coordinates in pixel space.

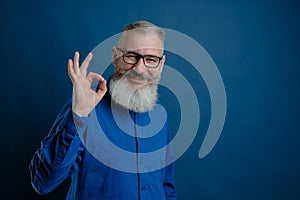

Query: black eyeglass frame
[116,47,164,68]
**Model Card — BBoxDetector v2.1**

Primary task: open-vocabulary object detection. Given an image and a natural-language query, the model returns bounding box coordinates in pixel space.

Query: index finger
[80,52,93,71]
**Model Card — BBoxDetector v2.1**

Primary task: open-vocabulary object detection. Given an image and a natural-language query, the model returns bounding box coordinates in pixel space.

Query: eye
[124,53,138,60]
[145,56,159,63]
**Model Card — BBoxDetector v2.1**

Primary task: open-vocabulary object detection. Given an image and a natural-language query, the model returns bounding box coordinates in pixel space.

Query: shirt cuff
[72,111,89,128]
[66,111,89,136]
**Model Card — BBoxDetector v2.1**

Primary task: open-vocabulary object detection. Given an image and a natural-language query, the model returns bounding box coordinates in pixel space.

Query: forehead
[118,29,163,52]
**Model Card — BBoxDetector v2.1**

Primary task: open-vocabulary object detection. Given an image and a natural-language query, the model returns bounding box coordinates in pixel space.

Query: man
[29,21,176,200]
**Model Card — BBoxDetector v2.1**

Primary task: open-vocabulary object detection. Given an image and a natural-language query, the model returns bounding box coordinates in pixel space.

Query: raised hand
[68,51,107,117]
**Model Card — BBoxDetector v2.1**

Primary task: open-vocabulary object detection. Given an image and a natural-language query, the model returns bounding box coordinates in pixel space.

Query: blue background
[1,0,300,199]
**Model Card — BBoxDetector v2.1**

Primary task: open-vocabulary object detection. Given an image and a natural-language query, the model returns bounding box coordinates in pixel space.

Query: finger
[95,79,107,102]
[97,79,107,94]
[67,59,75,80]
[73,51,80,74]
[86,72,105,83]
[87,72,107,95]
[81,52,93,72]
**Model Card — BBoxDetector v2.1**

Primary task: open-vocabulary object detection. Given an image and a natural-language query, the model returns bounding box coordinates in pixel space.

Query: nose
[132,57,146,74]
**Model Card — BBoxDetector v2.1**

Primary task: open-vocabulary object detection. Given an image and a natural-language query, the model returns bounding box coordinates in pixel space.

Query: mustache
[124,70,153,81]
[112,69,158,82]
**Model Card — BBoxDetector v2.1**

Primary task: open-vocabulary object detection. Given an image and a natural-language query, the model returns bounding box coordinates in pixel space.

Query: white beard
[109,70,159,113]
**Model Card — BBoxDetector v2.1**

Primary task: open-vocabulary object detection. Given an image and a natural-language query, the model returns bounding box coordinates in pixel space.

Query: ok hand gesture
[68,51,107,117]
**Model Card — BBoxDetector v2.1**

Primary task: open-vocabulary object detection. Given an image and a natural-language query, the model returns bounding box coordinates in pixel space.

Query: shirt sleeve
[29,100,87,194]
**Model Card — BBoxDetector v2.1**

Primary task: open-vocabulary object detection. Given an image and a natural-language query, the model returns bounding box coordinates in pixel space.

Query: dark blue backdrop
[1,0,300,199]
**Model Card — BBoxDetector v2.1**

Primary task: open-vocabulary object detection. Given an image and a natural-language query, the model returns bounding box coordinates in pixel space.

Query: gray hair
[122,20,165,43]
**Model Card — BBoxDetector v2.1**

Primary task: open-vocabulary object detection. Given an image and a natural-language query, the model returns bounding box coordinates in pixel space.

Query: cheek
[123,64,134,71]
[148,69,161,78]
[115,60,132,71]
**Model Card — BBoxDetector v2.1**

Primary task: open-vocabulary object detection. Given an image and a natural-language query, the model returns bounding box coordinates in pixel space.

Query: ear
[159,55,166,73]
[112,46,118,67]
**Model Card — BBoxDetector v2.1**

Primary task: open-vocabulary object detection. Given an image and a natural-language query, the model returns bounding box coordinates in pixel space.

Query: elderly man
[29,21,176,200]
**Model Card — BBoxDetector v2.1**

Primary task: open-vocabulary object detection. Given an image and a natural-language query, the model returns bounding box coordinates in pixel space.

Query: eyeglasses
[117,48,163,68]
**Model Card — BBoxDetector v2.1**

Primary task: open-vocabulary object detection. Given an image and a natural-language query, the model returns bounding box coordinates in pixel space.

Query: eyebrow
[118,48,163,58]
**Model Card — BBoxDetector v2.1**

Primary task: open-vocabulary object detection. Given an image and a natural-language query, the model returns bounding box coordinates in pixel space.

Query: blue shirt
[29,93,177,200]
